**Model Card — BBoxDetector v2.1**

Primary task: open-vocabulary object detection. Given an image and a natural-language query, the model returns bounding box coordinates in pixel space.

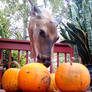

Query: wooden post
[57,52,59,67]
[8,50,11,68]
[26,51,28,64]
[18,50,20,63]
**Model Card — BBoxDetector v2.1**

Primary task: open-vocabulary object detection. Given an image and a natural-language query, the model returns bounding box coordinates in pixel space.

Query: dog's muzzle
[37,55,51,67]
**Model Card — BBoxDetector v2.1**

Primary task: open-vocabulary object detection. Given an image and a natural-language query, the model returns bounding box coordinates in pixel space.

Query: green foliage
[3,50,10,69]
[47,0,68,16]
[0,0,91,66]
[0,0,30,40]
[16,32,23,40]
[2,50,26,69]
[11,50,26,67]
[0,11,10,38]
[19,53,26,66]
[69,0,92,52]
[59,0,92,65]
[11,50,18,61]
[60,22,92,65]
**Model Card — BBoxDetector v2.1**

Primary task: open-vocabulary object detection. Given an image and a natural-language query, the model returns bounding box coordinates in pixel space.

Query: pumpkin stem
[70,62,72,65]
[12,61,21,68]
[70,60,72,65]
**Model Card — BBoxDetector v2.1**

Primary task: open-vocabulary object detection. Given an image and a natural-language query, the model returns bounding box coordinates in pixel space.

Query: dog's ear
[33,5,41,14]
[29,0,42,17]
[30,5,42,17]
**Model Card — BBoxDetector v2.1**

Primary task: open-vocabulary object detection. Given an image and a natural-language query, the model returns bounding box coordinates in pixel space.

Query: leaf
[60,27,69,40]
[60,40,76,44]
[67,22,86,41]
[66,26,91,64]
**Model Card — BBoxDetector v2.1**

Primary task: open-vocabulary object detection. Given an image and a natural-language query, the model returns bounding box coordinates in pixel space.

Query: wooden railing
[0,39,74,88]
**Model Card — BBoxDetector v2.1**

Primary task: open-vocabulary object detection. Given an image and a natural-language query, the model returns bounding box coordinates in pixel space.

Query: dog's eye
[39,29,45,38]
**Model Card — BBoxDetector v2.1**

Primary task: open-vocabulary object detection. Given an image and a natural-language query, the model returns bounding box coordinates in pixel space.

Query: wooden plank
[0,49,3,64]
[0,39,30,50]
[57,52,59,67]
[65,53,67,63]
[18,50,20,63]
[54,46,73,53]
[0,70,2,89]
[0,39,74,54]
[26,51,28,64]
[70,51,74,62]
[8,50,11,68]
[0,49,3,89]
[0,39,74,74]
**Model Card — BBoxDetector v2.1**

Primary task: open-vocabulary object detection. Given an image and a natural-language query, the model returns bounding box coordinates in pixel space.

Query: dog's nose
[37,56,51,67]
[44,60,51,67]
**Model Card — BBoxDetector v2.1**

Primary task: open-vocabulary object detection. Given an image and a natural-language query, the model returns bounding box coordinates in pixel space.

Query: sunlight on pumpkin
[2,68,20,92]
[55,63,90,92]
[18,63,51,92]
[47,73,60,92]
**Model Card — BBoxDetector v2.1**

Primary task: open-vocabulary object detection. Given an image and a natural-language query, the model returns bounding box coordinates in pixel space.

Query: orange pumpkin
[55,63,90,92]
[2,68,20,92]
[18,63,50,92]
[47,73,59,92]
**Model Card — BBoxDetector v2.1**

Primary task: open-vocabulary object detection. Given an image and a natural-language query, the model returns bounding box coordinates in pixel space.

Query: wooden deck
[0,39,74,89]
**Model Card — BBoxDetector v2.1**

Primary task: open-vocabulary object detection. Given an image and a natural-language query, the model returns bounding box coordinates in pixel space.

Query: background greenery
[0,0,92,68]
